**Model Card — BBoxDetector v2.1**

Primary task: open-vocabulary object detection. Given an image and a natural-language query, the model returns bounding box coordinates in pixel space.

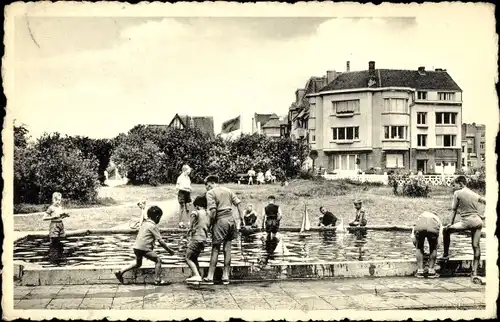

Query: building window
[386,154,404,168]
[417,134,427,147]
[417,112,427,125]
[383,125,408,140]
[467,148,472,153]
[383,98,408,114]
[461,158,465,166]
[480,142,485,149]
[310,129,316,142]
[417,91,427,100]
[436,134,457,147]
[461,146,465,153]
[435,112,457,125]
[438,92,455,101]
[332,100,360,115]
[481,154,485,161]
[309,103,316,118]
[332,127,359,141]
[331,154,359,171]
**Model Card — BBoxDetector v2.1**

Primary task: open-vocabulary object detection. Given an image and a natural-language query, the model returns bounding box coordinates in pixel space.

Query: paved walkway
[14,277,485,310]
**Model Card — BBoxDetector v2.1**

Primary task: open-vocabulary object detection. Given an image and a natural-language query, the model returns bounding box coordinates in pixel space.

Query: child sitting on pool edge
[241,204,259,233]
[349,199,367,227]
[115,205,175,285]
[185,194,210,284]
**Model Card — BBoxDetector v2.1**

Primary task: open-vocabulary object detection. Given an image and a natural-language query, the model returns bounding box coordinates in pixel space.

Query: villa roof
[261,114,281,129]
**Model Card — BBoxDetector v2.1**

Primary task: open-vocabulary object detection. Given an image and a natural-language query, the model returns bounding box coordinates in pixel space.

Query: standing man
[443,176,486,284]
[203,175,244,285]
[176,165,192,229]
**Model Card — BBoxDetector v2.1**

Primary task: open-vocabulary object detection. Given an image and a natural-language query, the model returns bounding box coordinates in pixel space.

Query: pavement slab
[13,277,486,311]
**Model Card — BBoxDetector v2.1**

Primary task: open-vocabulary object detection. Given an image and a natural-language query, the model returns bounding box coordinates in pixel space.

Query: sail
[336,216,347,233]
[300,205,311,232]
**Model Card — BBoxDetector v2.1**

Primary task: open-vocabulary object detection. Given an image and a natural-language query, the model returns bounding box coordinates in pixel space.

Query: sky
[11,11,498,139]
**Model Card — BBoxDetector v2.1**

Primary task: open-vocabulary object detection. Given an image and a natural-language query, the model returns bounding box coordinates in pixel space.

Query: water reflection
[14,230,486,268]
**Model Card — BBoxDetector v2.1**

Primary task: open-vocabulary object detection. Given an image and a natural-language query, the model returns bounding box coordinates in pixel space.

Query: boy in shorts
[443,175,486,283]
[115,206,175,285]
[411,211,443,278]
[42,192,70,264]
[185,195,209,284]
[176,164,192,229]
[203,175,244,285]
[262,196,282,240]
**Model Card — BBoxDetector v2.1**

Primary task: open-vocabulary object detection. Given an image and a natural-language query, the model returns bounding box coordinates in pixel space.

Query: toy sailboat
[336,215,348,233]
[299,204,312,237]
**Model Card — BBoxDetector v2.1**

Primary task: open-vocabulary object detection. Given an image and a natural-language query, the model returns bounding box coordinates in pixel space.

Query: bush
[467,171,486,194]
[14,132,100,204]
[341,178,384,187]
[401,178,431,198]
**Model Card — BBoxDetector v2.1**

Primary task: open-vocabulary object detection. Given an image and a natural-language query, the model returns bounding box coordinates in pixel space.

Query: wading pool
[14,229,486,268]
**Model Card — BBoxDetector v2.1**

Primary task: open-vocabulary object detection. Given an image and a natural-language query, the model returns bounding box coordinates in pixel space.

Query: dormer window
[417,91,427,100]
[438,92,455,101]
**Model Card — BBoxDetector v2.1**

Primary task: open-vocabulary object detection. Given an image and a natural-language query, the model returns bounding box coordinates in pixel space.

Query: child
[411,211,443,278]
[262,195,282,240]
[318,206,338,227]
[256,170,265,185]
[247,168,256,185]
[443,175,486,284]
[115,206,175,285]
[185,195,209,284]
[176,164,192,229]
[349,199,367,227]
[42,192,69,264]
[243,204,258,228]
[129,200,148,230]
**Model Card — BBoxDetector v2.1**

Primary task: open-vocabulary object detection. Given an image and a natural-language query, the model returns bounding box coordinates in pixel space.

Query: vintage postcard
[2,1,498,321]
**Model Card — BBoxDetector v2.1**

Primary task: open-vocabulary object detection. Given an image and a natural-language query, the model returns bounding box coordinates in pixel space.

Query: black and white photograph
[2,1,498,321]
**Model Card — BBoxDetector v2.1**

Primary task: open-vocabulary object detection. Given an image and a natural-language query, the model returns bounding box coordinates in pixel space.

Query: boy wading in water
[176,165,193,229]
[411,211,443,278]
[185,195,209,284]
[115,206,175,285]
[349,199,367,227]
[443,176,486,284]
[262,196,282,240]
[42,192,70,265]
[203,175,244,285]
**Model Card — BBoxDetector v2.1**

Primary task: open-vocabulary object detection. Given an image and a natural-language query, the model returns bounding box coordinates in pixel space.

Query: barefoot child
[129,200,148,230]
[42,192,69,264]
[115,206,175,285]
[349,199,367,227]
[443,175,486,284]
[185,195,209,284]
[262,196,282,240]
[176,164,193,229]
[411,211,443,278]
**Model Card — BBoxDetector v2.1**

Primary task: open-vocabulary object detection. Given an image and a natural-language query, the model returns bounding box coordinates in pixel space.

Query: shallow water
[14,230,486,268]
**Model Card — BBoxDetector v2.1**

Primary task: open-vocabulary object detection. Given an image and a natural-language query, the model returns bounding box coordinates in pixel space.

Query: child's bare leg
[428,236,438,271]
[471,228,482,276]
[185,250,201,277]
[222,240,232,280]
[416,246,424,270]
[206,244,221,281]
[143,251,162,282]
[119,254,143,275]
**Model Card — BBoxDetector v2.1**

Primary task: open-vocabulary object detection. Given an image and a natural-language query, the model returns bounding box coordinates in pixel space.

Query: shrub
[467,172,486,194]
[401,178,431,198]
[15,132,100,204]
[298,169,315,180]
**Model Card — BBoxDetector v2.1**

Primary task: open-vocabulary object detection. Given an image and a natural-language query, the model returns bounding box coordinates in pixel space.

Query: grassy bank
[14,179,485,232]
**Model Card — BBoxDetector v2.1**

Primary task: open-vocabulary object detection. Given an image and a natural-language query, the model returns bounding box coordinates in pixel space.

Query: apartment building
[461,123,485,171]
[307,61,462,174]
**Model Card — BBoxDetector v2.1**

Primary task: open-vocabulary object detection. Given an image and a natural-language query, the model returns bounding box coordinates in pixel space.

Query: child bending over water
[115,206,174,285]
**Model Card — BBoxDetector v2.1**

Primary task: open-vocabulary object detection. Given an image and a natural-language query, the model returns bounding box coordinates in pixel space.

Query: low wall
[322,173,461,187]
[15,258,485,286]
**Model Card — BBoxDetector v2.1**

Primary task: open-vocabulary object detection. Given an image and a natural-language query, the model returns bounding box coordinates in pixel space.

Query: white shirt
[176,173,192,192]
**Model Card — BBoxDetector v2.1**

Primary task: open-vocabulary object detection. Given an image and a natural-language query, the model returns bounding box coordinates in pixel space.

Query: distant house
[252,113,289,138]
[165,114,215,138]
[461,123,485,171]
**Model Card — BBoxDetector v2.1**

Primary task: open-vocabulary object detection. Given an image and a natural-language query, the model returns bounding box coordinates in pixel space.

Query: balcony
[332,139,357,144]
[334,112,355,118]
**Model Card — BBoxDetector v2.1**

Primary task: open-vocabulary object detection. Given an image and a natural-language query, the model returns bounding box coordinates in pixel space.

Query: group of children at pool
[43,174,486,285]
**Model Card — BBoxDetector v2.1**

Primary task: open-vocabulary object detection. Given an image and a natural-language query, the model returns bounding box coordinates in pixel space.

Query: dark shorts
[212,215,237,244]
[133,248,159,263]
[414,230,439,250]
[186,240,205,256]
[178,190,192,204]
[49,221,65,238]
[265,218,280,234]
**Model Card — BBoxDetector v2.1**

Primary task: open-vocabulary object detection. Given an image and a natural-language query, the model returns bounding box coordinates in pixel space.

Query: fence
[323,173,459,187]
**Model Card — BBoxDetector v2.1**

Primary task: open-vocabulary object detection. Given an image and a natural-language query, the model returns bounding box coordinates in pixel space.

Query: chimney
[346,61,350,72]
[326,70,338,83]
[296,89,306,102]
[367,61,376,87]
[368,61,375,71]
[418,66,426,75]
